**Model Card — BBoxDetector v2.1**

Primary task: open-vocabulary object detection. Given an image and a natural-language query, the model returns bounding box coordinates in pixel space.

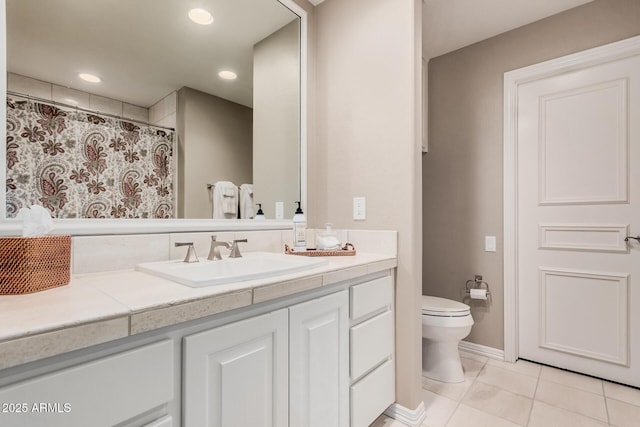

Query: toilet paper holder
[465,275,490,297]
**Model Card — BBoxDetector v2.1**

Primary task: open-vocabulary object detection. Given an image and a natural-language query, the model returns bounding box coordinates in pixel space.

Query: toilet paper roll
[469,288,488,300]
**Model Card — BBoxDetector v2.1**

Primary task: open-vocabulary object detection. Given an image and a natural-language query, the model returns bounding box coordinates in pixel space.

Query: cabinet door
[0,340,173,427]
[183,309,288,427]
[289,290,349,427]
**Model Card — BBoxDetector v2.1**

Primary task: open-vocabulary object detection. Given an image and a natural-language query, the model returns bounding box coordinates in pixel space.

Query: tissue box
[0,235,71,295]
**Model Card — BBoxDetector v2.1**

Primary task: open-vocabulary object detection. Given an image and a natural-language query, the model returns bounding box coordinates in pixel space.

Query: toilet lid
[422,296,470,317]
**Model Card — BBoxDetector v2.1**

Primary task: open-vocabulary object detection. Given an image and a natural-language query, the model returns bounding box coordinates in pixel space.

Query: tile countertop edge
[0,253,396,371]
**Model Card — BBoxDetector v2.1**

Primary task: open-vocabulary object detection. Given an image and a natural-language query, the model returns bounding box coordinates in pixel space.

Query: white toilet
[421,296,474,383]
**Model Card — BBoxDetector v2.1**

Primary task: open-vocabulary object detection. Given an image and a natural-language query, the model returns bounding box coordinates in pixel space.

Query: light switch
[485,236,496,252]
[275,202,284,220]
[353,197,366,220]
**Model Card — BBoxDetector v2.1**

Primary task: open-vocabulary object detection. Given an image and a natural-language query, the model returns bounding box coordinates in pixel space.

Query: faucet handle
[175,242,199,263]
[229,239,248,258]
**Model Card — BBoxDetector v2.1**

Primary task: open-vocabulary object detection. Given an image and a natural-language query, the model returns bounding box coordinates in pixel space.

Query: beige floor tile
[604,381,640,407]
[421,389,458,427]
[540,366,603,395]
[486,358,541,378]
[535,379,607,422]
[445,404,521,427]
[460,357,485,379]
[607,397,640,427]
[422,375,474,402]
[476,365,538,398]
[462,381,532,426]
[528,401,608,427]
[458,350,489,364]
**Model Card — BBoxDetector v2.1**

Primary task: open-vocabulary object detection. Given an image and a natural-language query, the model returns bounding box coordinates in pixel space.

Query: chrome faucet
[229,239,247,258]
[208,235,231,260]
[175,242,199,263]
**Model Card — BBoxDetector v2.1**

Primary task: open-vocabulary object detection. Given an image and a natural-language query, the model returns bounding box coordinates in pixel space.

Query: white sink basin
[136,252,329,288]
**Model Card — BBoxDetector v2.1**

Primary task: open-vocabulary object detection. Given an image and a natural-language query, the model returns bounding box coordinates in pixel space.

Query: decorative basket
[0,235,71,295]
[284,243,356,257]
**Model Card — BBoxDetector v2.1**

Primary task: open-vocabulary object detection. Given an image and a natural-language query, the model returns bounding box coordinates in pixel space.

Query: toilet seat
[422,296,470,317]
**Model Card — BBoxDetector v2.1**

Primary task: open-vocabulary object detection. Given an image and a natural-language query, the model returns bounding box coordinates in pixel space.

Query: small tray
[285,243,356,257]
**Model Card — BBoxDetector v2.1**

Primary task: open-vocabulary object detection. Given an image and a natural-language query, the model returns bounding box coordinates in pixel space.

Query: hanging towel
[239,184,254,219]
[212,181,238,219]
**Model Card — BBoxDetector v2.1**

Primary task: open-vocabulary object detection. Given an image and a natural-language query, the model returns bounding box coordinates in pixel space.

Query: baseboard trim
[459,340,504,360]
[384,401,426,427]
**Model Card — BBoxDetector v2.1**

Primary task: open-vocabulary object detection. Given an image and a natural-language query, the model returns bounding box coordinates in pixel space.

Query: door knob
[624,235,640,242]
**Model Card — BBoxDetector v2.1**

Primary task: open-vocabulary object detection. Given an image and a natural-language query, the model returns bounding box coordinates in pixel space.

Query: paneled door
[516,46,640,386]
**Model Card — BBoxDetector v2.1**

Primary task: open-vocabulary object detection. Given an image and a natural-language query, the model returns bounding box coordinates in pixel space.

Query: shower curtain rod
[6,90,176,132]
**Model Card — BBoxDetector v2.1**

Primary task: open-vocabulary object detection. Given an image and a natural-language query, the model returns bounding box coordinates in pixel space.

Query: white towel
[212,181,238,219]
[239,184,254,219]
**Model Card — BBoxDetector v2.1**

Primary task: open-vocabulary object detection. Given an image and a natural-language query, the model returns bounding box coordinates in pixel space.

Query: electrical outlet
[275,202,284,220]
[353,197,366,220]
[485,236,496,252]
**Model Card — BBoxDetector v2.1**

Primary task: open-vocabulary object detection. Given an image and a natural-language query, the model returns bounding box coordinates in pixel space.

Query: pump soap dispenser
[292,201,307,252]
[255,203,265,221]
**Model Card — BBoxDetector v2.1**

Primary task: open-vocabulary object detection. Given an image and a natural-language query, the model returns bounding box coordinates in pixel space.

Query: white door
[183,309,289,427]
[517,48,640,386]
[289,290,349,427]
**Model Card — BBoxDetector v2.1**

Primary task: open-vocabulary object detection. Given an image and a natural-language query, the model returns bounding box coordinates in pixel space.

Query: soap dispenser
[292,201,306,252]
[254,203,265,221]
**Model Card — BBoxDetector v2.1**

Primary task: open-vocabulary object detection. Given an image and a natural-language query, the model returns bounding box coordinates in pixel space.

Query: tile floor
[372,351,640,427]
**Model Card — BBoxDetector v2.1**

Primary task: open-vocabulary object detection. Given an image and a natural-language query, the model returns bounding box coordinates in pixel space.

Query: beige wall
[177,87,253,218]
[424,0,640,350]
[253,20,300,219]
[313,0,423,410]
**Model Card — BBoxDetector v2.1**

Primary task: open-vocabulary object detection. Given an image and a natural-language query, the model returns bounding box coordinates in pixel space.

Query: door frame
[503,35,640,363]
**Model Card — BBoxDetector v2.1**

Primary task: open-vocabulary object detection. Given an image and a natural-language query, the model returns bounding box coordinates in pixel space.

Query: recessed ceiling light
[188,8,213,25]
[218,70,237,80]
[78,73,101,83]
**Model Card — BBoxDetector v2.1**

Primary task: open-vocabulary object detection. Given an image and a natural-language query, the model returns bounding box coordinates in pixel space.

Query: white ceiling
[7,0,596,108]
[422,0,595,60]
[6,0,297,108]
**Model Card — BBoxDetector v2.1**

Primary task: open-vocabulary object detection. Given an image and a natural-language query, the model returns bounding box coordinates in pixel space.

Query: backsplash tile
[236,230,282,253]
[70,229,397,275]
[73,234,171,274]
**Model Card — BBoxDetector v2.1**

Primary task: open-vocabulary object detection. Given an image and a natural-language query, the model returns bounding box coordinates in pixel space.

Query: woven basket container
[0,235,71,295]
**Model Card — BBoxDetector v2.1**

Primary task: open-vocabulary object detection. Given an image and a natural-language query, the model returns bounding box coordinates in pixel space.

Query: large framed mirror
[0,0,307,235]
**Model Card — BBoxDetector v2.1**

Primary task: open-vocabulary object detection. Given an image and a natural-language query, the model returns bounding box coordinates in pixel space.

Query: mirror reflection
[5,0,301,220]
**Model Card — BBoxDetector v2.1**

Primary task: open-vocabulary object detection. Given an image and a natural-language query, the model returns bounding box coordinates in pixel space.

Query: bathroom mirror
[1,0,307,234]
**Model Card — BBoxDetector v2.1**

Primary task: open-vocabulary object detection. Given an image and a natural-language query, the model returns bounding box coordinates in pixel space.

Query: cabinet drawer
[350,359,395,427]
[350,276,393,320]
[0,340,174,427]
[350,310,393,380]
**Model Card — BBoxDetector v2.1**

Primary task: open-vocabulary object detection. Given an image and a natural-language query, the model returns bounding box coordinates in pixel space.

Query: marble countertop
[0,252,396,370]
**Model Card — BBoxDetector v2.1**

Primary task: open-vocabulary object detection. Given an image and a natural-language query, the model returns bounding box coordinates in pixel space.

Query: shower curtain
[6,97,175,219]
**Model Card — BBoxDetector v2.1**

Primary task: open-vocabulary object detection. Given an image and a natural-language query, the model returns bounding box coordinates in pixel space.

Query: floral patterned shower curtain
[6,97,175,219]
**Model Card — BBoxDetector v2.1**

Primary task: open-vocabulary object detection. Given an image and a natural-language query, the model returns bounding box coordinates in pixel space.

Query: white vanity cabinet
[183,289,349,427]
[289,290,349,427]
[182,309,289,427]
[349,276,395,427]
[0,340,174,427]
